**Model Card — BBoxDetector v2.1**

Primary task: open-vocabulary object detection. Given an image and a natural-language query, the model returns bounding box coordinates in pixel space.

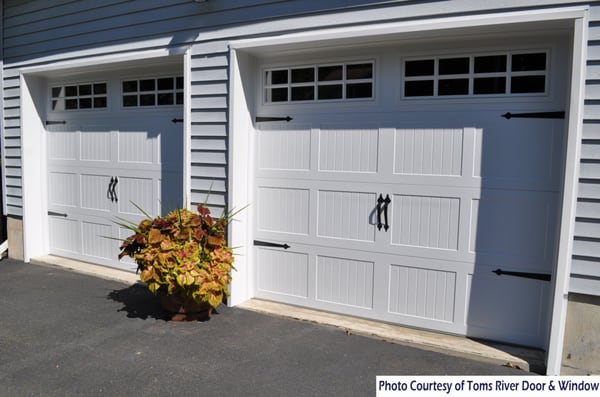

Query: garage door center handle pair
[376,194,391,231]
[107,177,118,203]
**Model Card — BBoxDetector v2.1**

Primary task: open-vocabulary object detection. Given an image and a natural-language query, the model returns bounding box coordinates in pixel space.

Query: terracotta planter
[159,292,213,321]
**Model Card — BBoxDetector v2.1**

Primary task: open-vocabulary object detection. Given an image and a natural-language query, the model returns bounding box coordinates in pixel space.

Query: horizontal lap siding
[572,3,600,294]
[189,42,230,214]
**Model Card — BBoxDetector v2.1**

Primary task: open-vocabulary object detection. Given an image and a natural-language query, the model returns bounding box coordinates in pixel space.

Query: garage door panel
[49,217,80,254]
[469,191,559,269]
[258,124,312,171]
[81,221,114,260]
[256,248,309,298]
[390,194,461,251]
[81,174,112,212]
[48,172,78,207]
[118,130,156,164]
[318,126,379,173]
[257,186,310,235]
[388,263,456,323]
[315,255,374,309]
[467,269,549,345]
[80,130,111,162]
[115,175,159,216]
[48,130,78,160]
[474,119,564,190]
[317,190,376,242]
[393,127,464,177]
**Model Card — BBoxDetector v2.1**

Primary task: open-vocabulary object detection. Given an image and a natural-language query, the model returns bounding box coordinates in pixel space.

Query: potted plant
[117,204,235,321]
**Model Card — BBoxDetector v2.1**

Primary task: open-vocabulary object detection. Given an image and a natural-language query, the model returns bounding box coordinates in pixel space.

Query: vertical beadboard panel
[256,248,309,297]
[391,194,460,250]
[388,264,455,322]
[394,128,463,176]
[316,255,374,308]
[318,127,378,173]
[317,190,376,242]
[257,187,310,235]
[80,175,112,212]
[258,124,311,171]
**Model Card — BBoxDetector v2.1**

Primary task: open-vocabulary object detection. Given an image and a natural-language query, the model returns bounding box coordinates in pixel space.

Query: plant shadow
[107,283,166,320]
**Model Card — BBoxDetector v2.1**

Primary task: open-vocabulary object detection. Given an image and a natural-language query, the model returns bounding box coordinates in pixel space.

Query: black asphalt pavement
[0,259,528,396]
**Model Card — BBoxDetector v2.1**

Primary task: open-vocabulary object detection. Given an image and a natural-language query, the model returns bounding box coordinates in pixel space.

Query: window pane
[474,55,507,73]
[65,99,78,109]
[140,79,155,92]
[270,70,288,85]
[123,81,137,93]
[291,68,314,83]
[176,92,184,105]
[438,79,469,95]
[157,78,174,90]
[270,88,288,102]
[346,83,372,98]
[176,77,184,90]
[474,77,506,94]
[65,86,78,96]
[158,93,174,105]
[439,58,469,75]
[318,65,343,81]
[94,83,107,95]
[52,100,59,110]
[291,86,314,101]
[347,63,372,79]
[404,80,433,96]
[140,94,155,106]
[512,53,546,71]
[52,87,62,98]
[318,85,342,100]
[123,95,137,107]
[79,84,92,96]
[511,76,545,93]
[93,97,107,108]
[405,60,434,77]
[79,98,92,109]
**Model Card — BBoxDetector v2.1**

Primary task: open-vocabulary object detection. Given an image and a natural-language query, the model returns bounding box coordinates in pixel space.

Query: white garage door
[253,45,567,348]
[46,71,184,271]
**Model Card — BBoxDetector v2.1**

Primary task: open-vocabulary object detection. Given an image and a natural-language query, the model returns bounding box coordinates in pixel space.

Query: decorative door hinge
[493,268,551,282]
[253,240,290,249]
[501,111,565,120]
[255,116,293,123]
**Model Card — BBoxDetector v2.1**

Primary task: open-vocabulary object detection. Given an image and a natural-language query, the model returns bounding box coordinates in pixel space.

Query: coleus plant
[118,204,235,308]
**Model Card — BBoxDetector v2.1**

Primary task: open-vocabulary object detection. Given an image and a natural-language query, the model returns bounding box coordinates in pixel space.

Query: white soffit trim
[230,6,585,52]
[18,46,188,76]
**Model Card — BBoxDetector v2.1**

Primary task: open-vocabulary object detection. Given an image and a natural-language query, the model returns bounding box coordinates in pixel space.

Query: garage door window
[122,76,184,107]
[264,62,374,103]
[403,52,547,97]
[51,82,107,111]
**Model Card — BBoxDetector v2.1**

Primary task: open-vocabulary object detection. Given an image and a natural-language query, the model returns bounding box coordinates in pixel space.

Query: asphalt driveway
[0,258,527,396]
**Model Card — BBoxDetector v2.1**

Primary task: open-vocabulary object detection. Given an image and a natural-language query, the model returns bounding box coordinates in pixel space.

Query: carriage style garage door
[252,39,568,348]
[46,66,184,271]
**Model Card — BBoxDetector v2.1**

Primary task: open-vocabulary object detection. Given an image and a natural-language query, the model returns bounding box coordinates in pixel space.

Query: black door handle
[383,194,391,231]
[112,177,118,202]
[376,194,384,231]
[107,177,115,202]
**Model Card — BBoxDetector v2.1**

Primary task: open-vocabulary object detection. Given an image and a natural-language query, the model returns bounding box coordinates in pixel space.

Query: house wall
[2,0,600,373]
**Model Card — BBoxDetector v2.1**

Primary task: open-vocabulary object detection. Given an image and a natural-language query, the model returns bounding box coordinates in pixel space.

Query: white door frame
[228,6,588,375]
[19,47,191,264]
